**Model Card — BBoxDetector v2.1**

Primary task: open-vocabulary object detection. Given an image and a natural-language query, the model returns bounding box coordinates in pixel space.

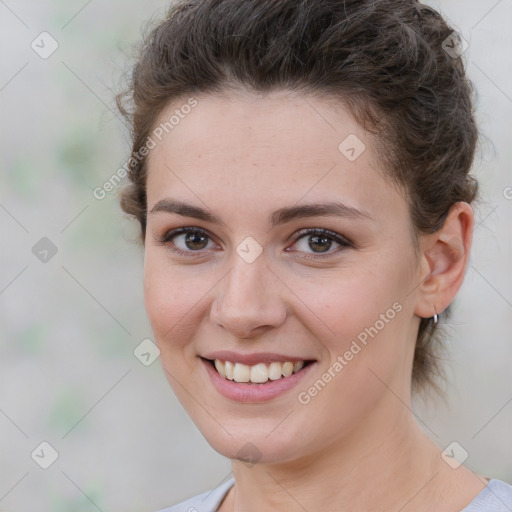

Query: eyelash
[156,226,353,260]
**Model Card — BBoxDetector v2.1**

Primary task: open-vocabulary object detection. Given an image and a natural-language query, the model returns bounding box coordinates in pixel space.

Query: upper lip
[201,351,315,366]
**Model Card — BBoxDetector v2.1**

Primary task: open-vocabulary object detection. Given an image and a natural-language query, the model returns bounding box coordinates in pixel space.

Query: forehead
[145,91,405,221]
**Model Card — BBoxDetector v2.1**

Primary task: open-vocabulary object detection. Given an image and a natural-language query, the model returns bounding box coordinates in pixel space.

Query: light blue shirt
[157,477,512,511]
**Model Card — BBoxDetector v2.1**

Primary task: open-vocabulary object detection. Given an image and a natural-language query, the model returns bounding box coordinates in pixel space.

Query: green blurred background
[0,1,511,510]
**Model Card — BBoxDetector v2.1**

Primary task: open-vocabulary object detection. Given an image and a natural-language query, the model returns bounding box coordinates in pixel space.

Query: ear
[414,202,474,320]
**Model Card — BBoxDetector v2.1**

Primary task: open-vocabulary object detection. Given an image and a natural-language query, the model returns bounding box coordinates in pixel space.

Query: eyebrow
[149,198,374,227]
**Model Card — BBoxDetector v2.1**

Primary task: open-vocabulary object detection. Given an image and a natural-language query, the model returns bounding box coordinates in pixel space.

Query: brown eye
[307,234,333,253]
[183,231,209,250]
[158,227,216,255]
[288,228,352,258]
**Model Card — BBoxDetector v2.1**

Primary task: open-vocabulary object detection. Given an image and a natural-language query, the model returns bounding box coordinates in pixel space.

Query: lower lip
[201,358,317,403]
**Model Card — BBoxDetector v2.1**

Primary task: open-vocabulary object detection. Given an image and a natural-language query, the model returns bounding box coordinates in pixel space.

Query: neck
[224,395,483,512]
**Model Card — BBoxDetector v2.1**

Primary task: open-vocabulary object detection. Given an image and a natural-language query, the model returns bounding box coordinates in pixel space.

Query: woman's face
[144,91,425,464]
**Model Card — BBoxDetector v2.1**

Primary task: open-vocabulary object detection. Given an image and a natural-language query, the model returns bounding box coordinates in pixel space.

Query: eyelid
[285,227,353,259]
[289,228,352,246]
[157,226,213,244]
[156,226,220,256]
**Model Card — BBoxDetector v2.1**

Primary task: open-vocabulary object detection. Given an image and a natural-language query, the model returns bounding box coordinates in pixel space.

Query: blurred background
[0,0,511,510]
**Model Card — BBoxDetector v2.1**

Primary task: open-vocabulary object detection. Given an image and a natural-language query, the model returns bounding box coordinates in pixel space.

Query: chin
[197,420,311,466]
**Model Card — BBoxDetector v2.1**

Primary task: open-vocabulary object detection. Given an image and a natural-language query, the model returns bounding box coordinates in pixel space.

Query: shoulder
[460,479,512,511]
[154,478,235,512]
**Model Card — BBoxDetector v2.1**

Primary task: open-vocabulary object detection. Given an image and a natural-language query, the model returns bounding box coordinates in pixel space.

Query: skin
[143,90,486,511]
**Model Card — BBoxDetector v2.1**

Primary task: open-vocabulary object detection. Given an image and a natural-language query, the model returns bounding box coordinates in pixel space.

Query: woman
[117,0,512,510]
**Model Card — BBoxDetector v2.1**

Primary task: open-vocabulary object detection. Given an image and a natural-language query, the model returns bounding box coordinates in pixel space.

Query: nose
[210,255,287,339]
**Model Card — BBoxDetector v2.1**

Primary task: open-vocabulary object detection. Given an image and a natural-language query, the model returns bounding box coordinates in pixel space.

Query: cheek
[143,249,204,349]
[293,265,397,342]
[292,262,409,387]
[294,276,407,439]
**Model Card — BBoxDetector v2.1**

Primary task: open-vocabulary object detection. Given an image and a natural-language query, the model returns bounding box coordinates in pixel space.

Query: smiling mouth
[203,358,315,384]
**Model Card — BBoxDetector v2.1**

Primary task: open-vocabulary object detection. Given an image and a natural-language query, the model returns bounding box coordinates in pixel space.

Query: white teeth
[224,360,234,380]
[250,363,269,383]
[213,359,307,383]
[293,361,304,373]
[281,361,293,377]
[233,363,250,382]
[214,359,226,378]
[268,362,282,381]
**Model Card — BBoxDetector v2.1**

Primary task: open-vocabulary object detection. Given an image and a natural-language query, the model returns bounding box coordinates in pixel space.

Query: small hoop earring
[433,306,438,324]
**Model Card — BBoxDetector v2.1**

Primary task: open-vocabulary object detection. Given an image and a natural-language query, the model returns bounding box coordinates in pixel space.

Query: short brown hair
[117,0,479,397]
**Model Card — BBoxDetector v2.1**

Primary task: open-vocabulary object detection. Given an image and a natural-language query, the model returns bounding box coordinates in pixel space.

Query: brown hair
[117,0,479,398]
